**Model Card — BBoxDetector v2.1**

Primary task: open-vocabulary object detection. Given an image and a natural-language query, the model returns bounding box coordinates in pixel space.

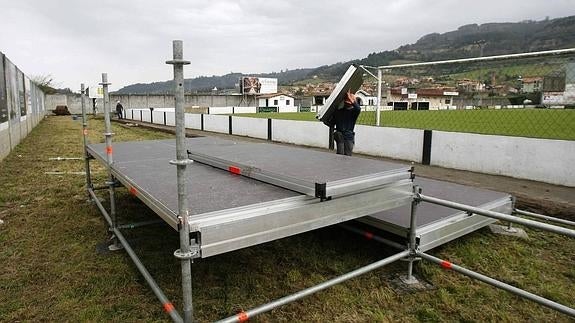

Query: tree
[30,74,58,94]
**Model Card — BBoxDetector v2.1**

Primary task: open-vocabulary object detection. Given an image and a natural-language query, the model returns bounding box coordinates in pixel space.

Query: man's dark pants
[334,131,354,156]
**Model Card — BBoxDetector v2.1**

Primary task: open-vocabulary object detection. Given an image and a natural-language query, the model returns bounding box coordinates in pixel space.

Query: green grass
[238,109,575,140]
[0,116,574,322]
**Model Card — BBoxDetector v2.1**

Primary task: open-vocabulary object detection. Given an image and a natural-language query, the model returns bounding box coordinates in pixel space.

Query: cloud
[0,0,572,90]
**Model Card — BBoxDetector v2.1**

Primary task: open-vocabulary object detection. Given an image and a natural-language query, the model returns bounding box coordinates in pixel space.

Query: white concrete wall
[0,59,46,161]
[133,109,142,121]
[203,114,229,133]
[431,131,575,187]
[233,106,257,114]
[142,110,152,123]
[272,119,329,148]
[278,106,298,113]
[185,113,201,129]
[354,125,424,162]
[165,112,175,126]
[209,107,233,114]
[152,111,165,125]
[0,126,11,160]
[232,116,268,139]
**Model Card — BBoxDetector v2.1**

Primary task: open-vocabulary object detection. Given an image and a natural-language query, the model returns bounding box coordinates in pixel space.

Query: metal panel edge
[417,196,512,252]
[197,179,414,257]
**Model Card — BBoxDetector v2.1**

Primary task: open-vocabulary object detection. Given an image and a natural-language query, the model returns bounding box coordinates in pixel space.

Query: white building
[257,93,297,112]
[387,88,459,110]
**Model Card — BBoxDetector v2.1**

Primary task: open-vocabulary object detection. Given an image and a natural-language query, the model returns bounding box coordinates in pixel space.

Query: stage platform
[87,137,511,257]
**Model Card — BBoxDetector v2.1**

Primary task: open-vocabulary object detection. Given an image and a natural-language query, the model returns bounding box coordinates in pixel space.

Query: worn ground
[0,116,573,322]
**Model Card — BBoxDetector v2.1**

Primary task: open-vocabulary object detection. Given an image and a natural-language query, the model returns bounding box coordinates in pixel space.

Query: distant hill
[117,69,313,94]
[115,15,575,94]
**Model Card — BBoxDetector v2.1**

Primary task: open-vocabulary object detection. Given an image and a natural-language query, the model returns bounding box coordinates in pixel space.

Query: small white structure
[355,90,378,106]
[257,93,297,113]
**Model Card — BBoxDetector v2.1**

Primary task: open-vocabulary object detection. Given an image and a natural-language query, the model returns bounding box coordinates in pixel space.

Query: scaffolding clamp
[174,243,200,260]
[169,159,194,166]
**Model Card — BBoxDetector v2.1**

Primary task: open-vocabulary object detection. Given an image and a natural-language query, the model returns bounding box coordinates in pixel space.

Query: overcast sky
[0,0,573,91]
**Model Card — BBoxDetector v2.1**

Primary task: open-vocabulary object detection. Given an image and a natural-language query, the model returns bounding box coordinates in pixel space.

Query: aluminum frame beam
[187,150,412,199]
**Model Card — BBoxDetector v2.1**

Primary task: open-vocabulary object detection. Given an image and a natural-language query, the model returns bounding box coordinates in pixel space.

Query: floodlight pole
[100,73,120,250]
[80,83,92,200]
[166,40,195,323]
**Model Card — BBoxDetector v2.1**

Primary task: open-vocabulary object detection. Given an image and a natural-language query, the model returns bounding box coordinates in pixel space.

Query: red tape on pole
[364,231,374,240]
[163,302,175,313]
[129,187,138,196]
[237,311,249,322]
[440,260,452,270]
[229,166,241,175]
[106,146,113,155]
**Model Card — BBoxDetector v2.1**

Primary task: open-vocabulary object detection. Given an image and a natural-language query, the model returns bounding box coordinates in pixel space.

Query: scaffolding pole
[417,252,575,317]
[166,40,194,323]
[80,83,92,200]
[418,194,575,238]
[216,250,410,323]
[514,209,575,227]
[404,185,421,283]
[100,73,121,249]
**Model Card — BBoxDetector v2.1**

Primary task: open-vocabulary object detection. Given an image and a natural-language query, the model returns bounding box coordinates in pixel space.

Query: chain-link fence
[355,49,575,140]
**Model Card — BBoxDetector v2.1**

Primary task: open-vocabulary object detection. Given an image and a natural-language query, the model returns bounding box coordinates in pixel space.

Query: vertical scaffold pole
[80,83,92,200]
[166,40,194,323]
[404,185,421,284]
[376,69,382,126]
[100,73,120,250]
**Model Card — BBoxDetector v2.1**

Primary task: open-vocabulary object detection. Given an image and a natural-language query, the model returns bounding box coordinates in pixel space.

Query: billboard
[4,58,20,122]
[241,77,277,95]
[0,53,8,124]
[88,85,104,99]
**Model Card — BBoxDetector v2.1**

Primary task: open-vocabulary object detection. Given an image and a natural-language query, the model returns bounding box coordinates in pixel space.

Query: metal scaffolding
[82,41,574,322]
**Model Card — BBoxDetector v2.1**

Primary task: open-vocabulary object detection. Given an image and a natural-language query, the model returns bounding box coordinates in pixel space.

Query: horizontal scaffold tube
[418,252,575,317]
[216,250,410,323]
[514,209,575,227]
[338,223,405,250]
[418,194,575,238]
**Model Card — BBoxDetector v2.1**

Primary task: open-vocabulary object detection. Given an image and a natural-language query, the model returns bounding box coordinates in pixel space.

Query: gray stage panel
[316,64,364,126]
[360,177,512,251]
[370,178,510,228]
[187,137,412,198]
[88,140,299,219]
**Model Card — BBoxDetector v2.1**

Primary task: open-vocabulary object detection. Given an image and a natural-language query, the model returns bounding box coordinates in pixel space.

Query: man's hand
[344,90,355,105]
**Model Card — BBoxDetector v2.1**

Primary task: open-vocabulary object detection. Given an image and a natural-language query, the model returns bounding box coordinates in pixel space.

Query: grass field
[239,109,575,140]
[0,116,574,322]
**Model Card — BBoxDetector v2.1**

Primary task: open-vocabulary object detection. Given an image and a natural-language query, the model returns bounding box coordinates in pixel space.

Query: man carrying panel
[333,90,361,156]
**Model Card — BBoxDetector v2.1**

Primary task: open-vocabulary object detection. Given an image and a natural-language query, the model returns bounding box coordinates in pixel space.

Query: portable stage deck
[82,42,575,321]
[86,137,511,257]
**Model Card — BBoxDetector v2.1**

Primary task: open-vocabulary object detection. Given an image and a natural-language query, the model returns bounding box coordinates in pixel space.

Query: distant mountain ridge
[115,15,575,94]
